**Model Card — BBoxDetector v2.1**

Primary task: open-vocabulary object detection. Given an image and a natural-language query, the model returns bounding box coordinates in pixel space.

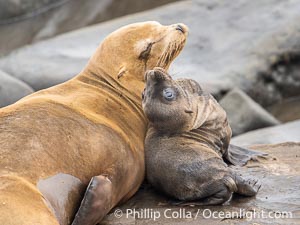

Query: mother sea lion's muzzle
[175,23,188,34]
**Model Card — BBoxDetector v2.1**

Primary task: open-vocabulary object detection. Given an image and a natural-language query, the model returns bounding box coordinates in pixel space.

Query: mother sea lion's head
[84,21,188,101]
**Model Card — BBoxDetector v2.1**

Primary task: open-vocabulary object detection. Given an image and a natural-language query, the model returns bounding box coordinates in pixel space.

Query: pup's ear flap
[191,95,211,130]
[176,78,210,130]
[177,79,203,96]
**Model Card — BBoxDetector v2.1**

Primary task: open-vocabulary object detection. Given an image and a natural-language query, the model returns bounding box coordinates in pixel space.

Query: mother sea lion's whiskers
[157,40,184,68]
[157,44,170,67]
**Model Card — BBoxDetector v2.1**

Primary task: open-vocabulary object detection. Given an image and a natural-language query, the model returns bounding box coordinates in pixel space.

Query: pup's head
[142,67,204,133]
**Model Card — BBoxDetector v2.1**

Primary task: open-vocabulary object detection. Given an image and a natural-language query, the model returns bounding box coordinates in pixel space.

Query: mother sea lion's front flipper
[225,144,268,166]
[72,175,112,225]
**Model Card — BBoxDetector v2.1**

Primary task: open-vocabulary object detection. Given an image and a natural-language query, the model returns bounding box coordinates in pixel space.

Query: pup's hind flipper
[225,144,268,166]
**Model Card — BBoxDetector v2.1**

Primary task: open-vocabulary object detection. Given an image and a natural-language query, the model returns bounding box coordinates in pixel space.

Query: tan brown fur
[0,22,188,225]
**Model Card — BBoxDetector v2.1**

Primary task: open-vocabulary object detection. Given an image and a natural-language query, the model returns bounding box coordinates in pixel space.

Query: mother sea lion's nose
[175,23,188,34]
[176,24,185,34]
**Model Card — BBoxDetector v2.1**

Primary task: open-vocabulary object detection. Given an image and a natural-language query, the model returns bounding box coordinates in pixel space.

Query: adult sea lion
[0,22,188,225]
[142,68,263,205]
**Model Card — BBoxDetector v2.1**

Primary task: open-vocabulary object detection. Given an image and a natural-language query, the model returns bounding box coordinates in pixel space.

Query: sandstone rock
[231,120,300,146]
[219,88,280,136]
[0,70,34,108]
[0,0,300,102]
[0,0,178,55]
[101,142,300,225]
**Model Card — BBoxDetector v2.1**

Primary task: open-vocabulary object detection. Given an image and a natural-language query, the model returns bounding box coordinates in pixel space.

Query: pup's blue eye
[163,88,175,100]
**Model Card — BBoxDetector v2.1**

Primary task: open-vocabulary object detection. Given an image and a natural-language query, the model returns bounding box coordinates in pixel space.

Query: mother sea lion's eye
[139,43,153,60]
[163,88,175,101]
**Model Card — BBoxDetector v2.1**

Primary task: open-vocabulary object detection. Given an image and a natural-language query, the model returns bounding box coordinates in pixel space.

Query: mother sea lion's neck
[77,62,144,108]
[73,61,148,140]
[68,64,148,153]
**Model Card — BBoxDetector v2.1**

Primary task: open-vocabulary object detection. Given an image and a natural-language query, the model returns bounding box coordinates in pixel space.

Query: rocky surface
[1,0,300,103]
[231,120,300,146]
[100,142,300,225]
[219,88,280,136]
[0,0,178,55]
[267,97,300,122]
[0,70,34,108]
[0,1,299,222]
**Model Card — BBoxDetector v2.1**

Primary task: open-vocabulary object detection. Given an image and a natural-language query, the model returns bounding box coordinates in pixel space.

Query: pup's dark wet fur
[142,67,264,205]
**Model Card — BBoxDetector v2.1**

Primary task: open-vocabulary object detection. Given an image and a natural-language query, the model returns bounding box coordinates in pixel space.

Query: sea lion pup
[0,22,188,225]
[142,68,262,205]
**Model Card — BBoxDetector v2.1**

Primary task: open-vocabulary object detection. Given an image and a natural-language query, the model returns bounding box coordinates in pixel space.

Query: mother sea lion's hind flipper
[72,175,112,225]
[225,144,268,166]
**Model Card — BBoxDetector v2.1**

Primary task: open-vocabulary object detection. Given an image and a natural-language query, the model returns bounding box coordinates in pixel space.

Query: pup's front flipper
[235,176,261,197]
[72,175,112,225]
[225,144,268,166]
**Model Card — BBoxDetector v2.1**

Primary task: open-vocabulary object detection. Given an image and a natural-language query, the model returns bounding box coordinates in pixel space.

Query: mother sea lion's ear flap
[117,67,127,79]
[191,95,211,130]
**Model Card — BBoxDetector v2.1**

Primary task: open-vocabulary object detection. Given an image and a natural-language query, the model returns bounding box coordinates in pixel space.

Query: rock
[101,142,300,225]
[267,97,300,122]
[0,70,34,108]
[0,0,300,101]
[0,39,88,90]
[0,0,178,55]
[219,88,280,136]
[231,120,300,146]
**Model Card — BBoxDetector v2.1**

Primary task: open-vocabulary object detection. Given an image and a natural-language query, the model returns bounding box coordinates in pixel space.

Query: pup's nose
[144,68,170,82]
[144,70,153,82]
[144,70,159,82]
